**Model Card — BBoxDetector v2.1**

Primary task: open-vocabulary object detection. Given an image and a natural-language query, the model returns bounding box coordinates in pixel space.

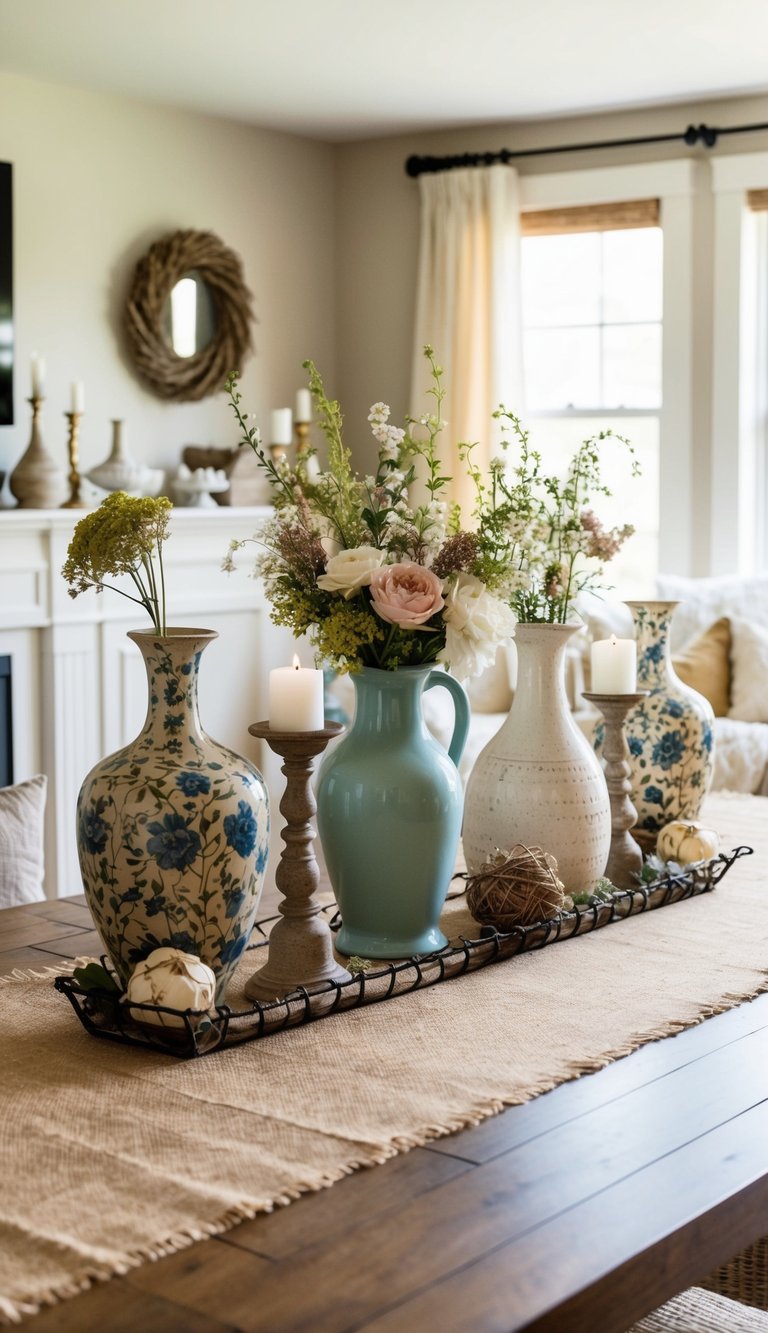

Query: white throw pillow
[0,775,47,907]
[729,618,768,723]
[657,573,768,650]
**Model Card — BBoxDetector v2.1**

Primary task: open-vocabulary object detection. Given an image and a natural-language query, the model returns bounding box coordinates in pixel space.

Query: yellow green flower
[61,492,172,633]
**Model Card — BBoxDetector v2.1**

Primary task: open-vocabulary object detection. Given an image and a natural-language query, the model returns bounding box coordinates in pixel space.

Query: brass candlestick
[268,441,289,467]
[244,721,352,1002]
[583,691,650,889]
[294,419,310,460]
[61,410,89,509]
[294,419,320,482]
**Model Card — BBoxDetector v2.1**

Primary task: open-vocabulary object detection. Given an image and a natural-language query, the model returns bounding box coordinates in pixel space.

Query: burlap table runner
[1,792,766,1324]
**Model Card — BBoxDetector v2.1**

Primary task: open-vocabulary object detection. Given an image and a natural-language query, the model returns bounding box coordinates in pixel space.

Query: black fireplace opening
[0,656,12,787]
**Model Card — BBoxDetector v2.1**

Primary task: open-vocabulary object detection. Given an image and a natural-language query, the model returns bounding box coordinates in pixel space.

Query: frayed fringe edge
[0,959,90,985]
[1,975,766,1323]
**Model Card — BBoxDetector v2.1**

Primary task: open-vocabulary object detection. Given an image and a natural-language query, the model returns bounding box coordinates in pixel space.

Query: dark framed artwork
[0,163,12,426]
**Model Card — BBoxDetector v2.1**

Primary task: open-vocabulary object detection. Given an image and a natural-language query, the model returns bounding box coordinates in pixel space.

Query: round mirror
[125,230,253,401]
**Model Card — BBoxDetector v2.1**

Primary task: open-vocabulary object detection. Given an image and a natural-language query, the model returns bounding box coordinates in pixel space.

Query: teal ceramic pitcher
[316,665,470,959]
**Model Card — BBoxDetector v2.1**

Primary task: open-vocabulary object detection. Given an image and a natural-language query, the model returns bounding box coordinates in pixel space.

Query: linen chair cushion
[628,1285,768,1331]
[0,774,47,907]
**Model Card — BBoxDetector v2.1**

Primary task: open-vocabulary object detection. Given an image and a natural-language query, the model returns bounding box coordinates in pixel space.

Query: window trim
[710,153,768,574]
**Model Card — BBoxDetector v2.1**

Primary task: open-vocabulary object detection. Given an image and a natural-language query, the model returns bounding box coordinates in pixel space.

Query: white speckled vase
[619,601,715,844]
[463,622,611,894]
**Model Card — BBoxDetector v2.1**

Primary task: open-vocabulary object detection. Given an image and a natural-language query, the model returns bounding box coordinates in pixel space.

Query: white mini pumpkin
[124,947,216,1029]
[657,820,720,866]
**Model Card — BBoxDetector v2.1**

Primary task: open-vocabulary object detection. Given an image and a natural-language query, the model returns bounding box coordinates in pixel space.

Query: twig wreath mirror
[124,229,253,401]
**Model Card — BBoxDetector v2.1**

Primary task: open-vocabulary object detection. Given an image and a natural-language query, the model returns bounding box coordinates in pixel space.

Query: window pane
[517,415,659,599]
[602,228,663,323]
[603,324,662,408]
[521,234,601,327]
[524,328,600,410]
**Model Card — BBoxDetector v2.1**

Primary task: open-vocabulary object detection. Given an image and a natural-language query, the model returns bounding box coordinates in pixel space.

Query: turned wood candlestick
[62,410,89,509]
[244,721,352,1002]
[583,692,650,889]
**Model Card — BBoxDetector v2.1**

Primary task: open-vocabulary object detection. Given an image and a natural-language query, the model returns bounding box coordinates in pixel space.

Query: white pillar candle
[70,381,85,413]
[30,353,45,396]
[270,407,293,446]
[269,655,324,731]
[590,635,637,693]
[295,387,312,423]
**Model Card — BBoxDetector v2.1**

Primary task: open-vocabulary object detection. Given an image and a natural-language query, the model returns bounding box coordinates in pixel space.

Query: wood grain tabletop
[2,893,767,1333]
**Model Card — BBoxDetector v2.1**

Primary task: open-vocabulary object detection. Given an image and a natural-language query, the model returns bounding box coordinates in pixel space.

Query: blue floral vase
[618,601,714,845]
[316,665,470,959]
[76,628,270,1002]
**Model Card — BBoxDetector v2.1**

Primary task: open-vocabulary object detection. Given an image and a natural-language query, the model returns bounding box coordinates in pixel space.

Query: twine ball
[466,844,565,929]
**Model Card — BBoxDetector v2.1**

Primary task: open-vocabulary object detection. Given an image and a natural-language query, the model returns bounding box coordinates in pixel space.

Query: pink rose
[369,562,445,627]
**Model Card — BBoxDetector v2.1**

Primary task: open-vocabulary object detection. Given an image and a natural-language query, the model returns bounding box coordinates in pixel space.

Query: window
[519,201,663,597]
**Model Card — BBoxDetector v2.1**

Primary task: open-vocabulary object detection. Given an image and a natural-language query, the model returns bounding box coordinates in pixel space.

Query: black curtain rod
[405,120,768,178]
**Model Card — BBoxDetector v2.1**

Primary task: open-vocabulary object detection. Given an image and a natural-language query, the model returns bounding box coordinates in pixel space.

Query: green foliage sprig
[482,410,640,623]
[61,492,172,634]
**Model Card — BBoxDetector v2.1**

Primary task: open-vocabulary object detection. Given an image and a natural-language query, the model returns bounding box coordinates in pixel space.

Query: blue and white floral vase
[613,601,714,846]
[76,628,269,1003]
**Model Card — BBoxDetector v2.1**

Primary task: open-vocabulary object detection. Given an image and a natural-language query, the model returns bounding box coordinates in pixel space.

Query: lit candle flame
[292,654,301,670]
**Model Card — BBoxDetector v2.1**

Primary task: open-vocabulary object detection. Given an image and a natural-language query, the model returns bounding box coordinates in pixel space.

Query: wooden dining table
[2,885,768,1333]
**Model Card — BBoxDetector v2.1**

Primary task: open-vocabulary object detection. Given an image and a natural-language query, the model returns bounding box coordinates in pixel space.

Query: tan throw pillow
[0,775,47,907]
[672,617,731,717]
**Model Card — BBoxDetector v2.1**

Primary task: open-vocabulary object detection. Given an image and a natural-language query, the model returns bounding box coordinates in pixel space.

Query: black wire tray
[54,846,753,1060]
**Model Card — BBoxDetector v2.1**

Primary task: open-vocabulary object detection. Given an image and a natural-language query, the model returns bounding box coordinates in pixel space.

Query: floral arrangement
[225,350,517,679]
[224,351,640,666]
[466,409,638,624]
[62,491,172,634]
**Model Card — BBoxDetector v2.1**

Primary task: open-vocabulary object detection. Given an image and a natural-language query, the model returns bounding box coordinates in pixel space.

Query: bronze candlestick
[244,721,352,1002]
[62,410,89,509]
[583,691,650,889]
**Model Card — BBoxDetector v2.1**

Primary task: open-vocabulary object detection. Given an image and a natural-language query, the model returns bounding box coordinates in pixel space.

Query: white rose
[437,573,517,681]
[317,545,385,598]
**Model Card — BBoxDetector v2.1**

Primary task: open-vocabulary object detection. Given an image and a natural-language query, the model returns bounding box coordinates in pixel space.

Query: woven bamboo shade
[521,198,660,236]
[747,189,768,212]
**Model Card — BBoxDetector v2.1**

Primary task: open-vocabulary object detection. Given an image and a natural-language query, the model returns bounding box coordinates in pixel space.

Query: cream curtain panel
[410,164,523,512]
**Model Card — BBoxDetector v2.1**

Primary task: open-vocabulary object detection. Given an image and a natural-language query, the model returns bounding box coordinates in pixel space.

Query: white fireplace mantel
[0,507,298,899]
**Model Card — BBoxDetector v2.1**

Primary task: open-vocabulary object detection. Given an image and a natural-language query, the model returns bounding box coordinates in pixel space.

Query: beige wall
[0,72,336,486]
[334,94,768,573]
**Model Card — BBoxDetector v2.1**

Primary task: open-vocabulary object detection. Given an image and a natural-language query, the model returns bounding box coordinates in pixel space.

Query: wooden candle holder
[244,721,352,1002]
[62,410,89,509]
[583,691,650,889]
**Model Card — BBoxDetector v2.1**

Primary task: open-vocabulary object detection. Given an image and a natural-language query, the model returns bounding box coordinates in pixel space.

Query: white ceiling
[1,0,768,142]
